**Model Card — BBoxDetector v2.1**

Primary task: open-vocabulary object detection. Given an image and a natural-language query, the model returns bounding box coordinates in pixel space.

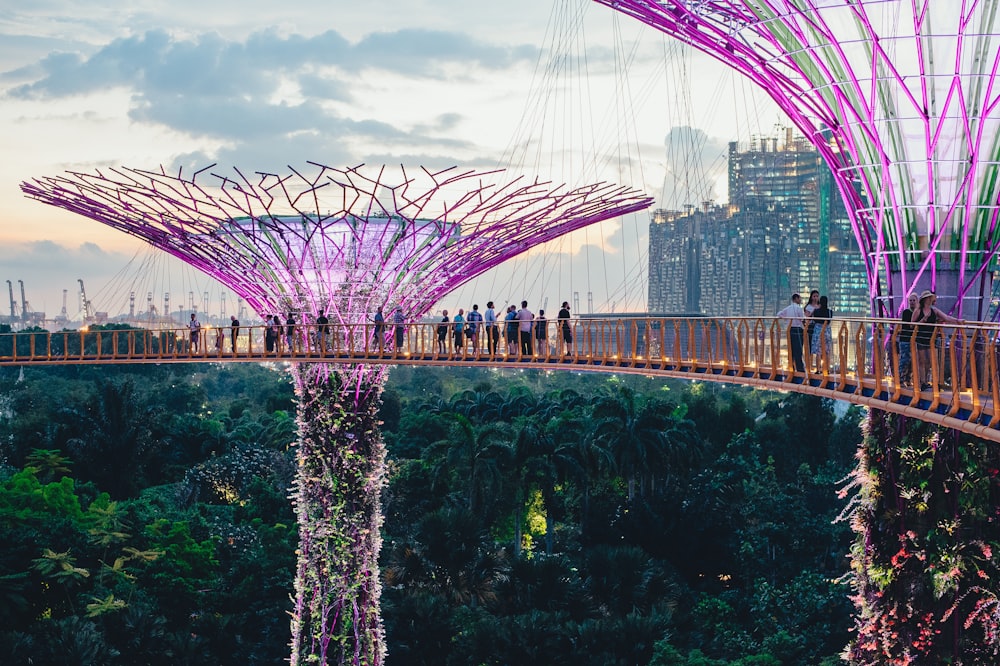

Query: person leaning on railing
[911,290,964,390]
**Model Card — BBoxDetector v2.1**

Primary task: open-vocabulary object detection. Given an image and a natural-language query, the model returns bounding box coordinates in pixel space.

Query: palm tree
[412,506,511,608]
[592,386,671,503]
[24,447,72,483]
[651,412,704,497]
[448,389,505,423]
[62,378,161,498]
[425,415,512,515]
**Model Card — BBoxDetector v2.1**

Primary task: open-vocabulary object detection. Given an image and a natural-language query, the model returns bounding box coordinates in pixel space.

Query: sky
[0,0,781,323]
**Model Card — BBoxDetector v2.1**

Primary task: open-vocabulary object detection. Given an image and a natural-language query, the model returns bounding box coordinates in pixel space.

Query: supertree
[21,163,652,665]
[593,1,1000,662]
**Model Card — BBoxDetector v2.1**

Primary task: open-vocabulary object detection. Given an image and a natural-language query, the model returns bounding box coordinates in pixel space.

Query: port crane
[78,279,94,322]
[6,280,17,320]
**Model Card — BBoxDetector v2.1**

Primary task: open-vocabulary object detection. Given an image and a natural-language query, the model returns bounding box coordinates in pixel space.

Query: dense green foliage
[0,363,860,664]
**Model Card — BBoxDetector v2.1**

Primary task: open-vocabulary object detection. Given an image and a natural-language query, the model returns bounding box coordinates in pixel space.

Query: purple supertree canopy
[596,1,1000,319]
[21,163,652,322]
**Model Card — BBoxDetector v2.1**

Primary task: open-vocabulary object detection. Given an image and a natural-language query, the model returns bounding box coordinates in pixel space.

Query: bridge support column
[846,410,1000,663]
[290,363,388,666]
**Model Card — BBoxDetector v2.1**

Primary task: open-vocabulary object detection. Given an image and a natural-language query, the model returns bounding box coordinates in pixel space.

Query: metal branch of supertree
[597,0,1000,319]
[21,163,652,320]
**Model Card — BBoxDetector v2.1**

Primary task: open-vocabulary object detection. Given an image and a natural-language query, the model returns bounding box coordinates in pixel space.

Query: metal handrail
[1,316,998,440]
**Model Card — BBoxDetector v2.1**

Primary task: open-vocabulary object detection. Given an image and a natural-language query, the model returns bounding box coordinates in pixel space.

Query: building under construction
[648,128,870,317]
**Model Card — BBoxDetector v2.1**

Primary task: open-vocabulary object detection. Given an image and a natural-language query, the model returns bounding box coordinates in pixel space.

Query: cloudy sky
[0,0,779,322]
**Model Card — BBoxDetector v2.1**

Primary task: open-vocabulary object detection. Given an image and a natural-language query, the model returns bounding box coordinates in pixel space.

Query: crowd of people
[776,287,971,390]
[180,290,974,391]
[435,300,574,358]
[182,301,576,358]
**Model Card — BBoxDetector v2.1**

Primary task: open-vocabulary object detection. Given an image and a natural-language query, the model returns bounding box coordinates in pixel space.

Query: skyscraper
[648,129,868,316]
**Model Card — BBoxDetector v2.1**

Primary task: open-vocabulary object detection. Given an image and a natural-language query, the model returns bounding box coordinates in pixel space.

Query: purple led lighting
[21,164,652,322]
[596,1,1000,319]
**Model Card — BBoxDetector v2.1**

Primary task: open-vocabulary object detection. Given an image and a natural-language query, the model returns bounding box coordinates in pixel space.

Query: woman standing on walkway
[809,295,833,373]
[912,290,964,389]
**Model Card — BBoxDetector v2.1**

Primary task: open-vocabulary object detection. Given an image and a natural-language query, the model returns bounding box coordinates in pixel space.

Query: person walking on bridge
[316,310,329,352]
[809,295,833,373]
[285,312,297,353]
[535,309,549,356]
[453,308,466,353]
[392,306,405,351]
[505,305,518,355]
[912,290,965,390]
[777,293,806,373]
[436,310,450,353]
[373,306,385,352]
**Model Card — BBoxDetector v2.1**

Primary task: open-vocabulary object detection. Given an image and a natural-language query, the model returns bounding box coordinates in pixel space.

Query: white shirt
[776,303,805,328]
[485,307,496,325]
[517,308,534,332]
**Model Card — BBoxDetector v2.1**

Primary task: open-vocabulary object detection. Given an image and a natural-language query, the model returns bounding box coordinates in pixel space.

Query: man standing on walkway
[777,293,806,372]
[392,306,405,351]
[189,312,202,354]
[316,310,329,351]
[484,301,499,356]
[558,301,572,356]
[517,300,534,356]
[230,314,240,353]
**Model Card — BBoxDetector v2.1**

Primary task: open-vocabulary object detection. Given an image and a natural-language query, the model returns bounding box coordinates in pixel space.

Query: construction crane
[18,280,29,323]
[78,279,93,322]
[6,280,16,319]
[54,289,69,326]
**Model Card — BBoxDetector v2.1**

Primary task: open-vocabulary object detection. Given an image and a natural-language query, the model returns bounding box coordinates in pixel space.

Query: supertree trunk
[290,364,389,666]
[844,410,1000,664]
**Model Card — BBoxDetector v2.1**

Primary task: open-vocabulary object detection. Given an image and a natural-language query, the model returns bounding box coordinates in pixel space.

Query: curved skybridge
[3,316,999,442]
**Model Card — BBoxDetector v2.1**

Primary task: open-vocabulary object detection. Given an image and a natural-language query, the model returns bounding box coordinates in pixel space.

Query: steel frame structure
[22,164,651,325]
[596,0,1000,319]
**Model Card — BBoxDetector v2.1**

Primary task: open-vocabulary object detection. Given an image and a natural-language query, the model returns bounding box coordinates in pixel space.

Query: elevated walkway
[2,317,999,441]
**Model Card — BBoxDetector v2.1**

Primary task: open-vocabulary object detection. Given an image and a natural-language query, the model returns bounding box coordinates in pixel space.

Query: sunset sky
[0,0,779,322]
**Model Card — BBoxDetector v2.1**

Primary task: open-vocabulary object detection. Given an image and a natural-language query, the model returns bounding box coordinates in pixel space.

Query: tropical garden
[0,361,863,664]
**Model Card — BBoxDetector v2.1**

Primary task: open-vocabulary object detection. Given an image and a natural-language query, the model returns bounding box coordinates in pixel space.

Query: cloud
[5,27,535,102]
[3,27,538,171]
[660,125,730,207]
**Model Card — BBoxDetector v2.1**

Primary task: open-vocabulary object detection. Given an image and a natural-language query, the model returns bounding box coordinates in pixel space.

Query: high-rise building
[648,129,869,317]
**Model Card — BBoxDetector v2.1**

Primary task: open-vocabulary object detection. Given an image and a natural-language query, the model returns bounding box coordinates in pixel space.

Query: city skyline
[0,0,787,320]
[648,131,869,318]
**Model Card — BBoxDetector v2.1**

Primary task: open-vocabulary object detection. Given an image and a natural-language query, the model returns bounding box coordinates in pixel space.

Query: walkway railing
[1,317,999,440]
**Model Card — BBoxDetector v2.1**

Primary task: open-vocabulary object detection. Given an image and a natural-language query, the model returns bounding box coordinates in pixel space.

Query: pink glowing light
[22,163,652,321]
